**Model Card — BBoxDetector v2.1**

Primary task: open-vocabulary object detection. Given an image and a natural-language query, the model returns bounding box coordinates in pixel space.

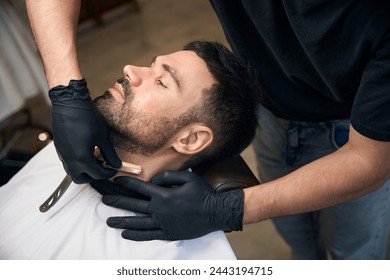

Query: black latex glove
[90,179,147,200]
[102,171,244,241]
[49,79,121,183]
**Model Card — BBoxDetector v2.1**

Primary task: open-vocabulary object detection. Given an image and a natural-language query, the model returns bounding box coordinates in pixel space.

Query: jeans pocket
[331,121,349,149]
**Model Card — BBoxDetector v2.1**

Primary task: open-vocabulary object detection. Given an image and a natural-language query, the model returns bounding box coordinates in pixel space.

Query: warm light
[38,132,49,142]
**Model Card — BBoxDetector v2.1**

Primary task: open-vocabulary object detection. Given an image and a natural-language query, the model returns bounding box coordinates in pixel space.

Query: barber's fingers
[102,195,151,214]
[114,176,169,198]
[73,158,117,182]
[91,180,117,196]
[122,229,167,241]
[107,216,167,241]
[91,180,148,199]
[73,173,93,184]
[107,216,156,230]
[97,141,122,169]
[152,170,198,186]
[67,161,117,184]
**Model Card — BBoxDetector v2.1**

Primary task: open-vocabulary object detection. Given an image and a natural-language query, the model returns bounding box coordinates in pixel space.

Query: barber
[26,0,390,259]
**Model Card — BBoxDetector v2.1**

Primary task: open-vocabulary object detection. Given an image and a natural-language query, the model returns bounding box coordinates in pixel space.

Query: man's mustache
[117,78,131,96]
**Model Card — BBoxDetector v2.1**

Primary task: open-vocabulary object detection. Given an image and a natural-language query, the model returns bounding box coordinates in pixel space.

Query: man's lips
[108,83,125,101]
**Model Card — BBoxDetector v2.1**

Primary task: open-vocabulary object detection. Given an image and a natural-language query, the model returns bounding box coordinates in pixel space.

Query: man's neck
[114,147,186,182]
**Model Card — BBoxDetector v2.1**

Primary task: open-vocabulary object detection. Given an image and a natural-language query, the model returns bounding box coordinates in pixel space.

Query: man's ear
[172,124,213,155]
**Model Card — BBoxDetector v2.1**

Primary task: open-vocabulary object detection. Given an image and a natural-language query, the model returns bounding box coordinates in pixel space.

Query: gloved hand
[49,79,121,183]
[102,171,244,241]
[90,179,147,200]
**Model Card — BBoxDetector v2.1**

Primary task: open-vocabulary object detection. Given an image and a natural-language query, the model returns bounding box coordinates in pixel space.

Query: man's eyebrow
[162,64,180,89]
[151,56,180,89]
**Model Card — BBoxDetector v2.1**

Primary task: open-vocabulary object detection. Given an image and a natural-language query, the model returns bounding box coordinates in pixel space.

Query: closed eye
[157,79,167,88]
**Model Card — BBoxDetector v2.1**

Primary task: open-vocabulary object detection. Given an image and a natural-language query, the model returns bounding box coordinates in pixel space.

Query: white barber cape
[0,143,236,260]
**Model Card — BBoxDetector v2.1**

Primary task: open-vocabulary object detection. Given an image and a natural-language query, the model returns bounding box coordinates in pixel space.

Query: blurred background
[0,0,293,259]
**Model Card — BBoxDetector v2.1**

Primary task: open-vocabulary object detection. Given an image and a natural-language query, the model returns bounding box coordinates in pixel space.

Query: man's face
[94,50,216,156]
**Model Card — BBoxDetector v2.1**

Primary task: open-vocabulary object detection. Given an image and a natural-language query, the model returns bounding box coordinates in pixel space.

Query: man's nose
[123,65,150,87]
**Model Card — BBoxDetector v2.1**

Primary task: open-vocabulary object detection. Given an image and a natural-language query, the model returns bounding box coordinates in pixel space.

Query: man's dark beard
[94,80,203,157]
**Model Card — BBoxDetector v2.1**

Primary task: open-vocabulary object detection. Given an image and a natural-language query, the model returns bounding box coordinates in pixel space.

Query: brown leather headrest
[192,155,260,192]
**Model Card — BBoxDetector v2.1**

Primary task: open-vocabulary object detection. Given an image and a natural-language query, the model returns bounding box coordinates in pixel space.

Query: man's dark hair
[182,41,261,167]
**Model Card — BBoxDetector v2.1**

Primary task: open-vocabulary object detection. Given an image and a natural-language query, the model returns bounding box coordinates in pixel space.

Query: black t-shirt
[210,0,390,141]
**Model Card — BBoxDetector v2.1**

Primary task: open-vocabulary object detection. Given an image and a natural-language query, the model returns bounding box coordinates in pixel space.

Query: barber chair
[0,108,52,186]
[192,155,260,192]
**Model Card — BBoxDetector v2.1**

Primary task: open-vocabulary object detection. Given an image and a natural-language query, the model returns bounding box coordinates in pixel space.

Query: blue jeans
[253,106,390,259]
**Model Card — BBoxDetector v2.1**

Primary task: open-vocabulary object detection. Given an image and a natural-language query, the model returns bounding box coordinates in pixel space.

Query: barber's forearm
[26,0,82,87]
[243,127,390,224]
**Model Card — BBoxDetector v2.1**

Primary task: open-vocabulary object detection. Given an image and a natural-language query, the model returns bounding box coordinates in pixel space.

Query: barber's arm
[26,0,81,87]
[101,126,389,240]
[243,126,390,223]
[26,0,121,183]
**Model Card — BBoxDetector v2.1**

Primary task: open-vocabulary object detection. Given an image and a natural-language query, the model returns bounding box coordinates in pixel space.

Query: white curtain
[0,0,49,123]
